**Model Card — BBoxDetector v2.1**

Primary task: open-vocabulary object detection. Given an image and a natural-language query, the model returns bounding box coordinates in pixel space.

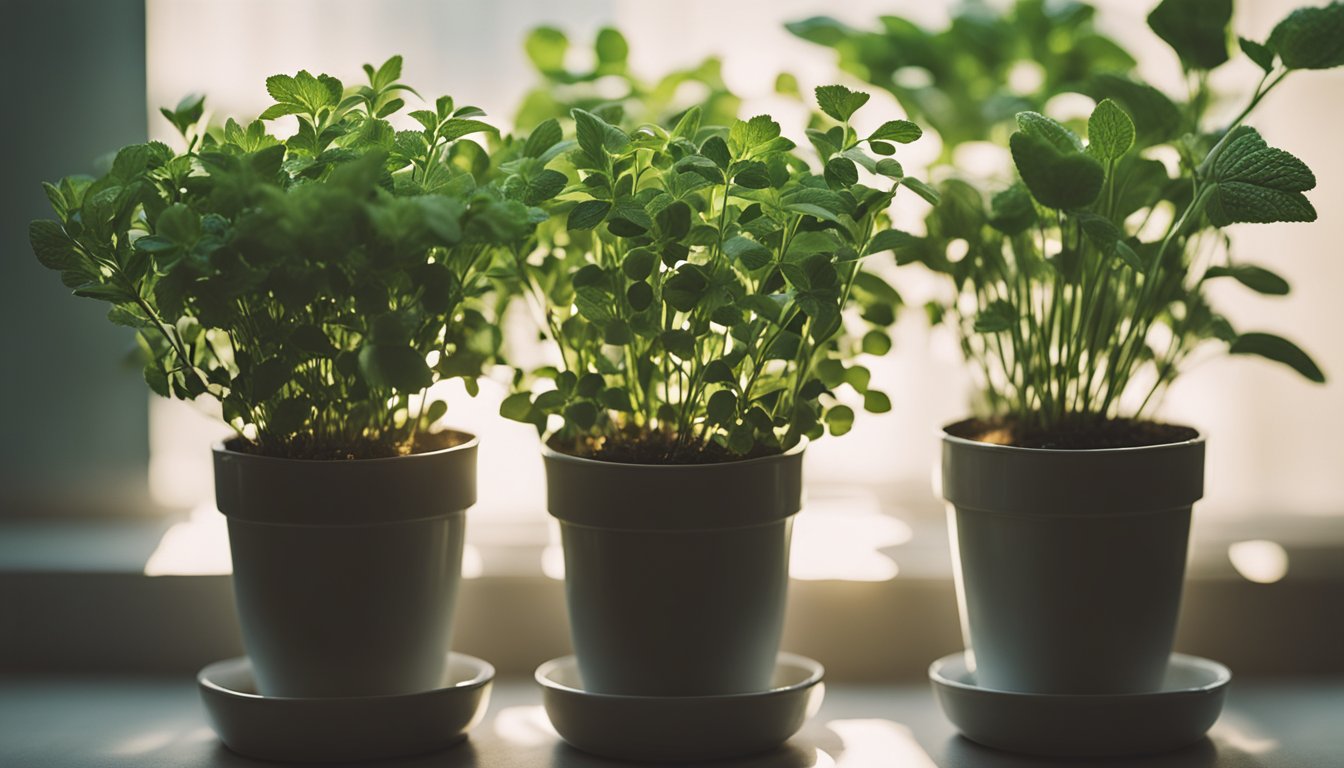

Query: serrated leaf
[815,84,870,122]
[1268,3,1344,70]
[1207,127,1317,226]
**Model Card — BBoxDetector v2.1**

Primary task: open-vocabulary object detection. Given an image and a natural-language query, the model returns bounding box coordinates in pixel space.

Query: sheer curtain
[145,0,1344,528]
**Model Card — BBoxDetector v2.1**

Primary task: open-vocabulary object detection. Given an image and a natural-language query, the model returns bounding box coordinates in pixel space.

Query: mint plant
[890,1,1338,441]
[498,85,932,462]
[30,57,540,459]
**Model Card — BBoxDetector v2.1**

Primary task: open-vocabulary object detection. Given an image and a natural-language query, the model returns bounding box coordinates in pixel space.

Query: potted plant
[499,83,932,695]
[887,1,1340,693]
[28,56,538,698]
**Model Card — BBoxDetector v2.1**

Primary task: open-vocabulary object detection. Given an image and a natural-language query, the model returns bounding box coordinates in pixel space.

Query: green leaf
[358,344,433,392]
[901,177,940,205]
[1087,99,1135,162]
[572,108,630,160]
[595,27,629,66]
[565,400,599,429]
[523,118,563,158]
[1239,37,1276,73]
[525,27,568,73]
[438,118,496,142]
[707,389,737,424]
[252,358,292,401]
[869,120,922,144]
[1147,0,1232,70]
[861,330,892,356]
[29,220,80,271]
[524,169,567,205]
[1205,265,1290,295]
[568,200,612,230]
[824,156,859,187]
[974,300,1015,333]
[1016,112,1082,153]
[862,390,892,414]
[723,236,773,270]
[500,392,536,422]
[1010,132,1104,210]
[815,84,870,122]
[1229,332,1325,382]
[1207,127,1317,226]
[1268,3,1344,70]
[626,281,654,311]
[622,248,658,280]
[824,405,855,436]
[664,265,710,312]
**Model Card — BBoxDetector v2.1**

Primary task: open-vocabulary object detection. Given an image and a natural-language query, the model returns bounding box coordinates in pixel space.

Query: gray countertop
[2,676,1340,768]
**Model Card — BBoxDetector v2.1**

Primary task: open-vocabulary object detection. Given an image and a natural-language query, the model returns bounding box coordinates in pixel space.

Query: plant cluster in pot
[29,56,542,699]
[498,84,936,696]
[892,0,1339,695]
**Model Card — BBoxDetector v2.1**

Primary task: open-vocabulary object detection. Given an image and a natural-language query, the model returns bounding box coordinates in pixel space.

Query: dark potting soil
[547,429,783,465]
[223,429,471,461]
[946,416,1199,450]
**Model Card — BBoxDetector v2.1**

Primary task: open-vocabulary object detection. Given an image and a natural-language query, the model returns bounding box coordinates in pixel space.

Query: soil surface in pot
[548,429,783,465]
[224,429,471,461]
[947,417,1198,450]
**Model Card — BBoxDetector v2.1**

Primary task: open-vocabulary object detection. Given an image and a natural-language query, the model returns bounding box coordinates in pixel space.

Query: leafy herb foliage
[30,57,541,458]
[788,1,1139,158]
[876,1,1335,432]
[498,81,930,462]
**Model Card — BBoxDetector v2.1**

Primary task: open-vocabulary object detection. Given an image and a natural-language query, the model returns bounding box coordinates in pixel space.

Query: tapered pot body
[543,443,804,696]
[941,429,1204,694]
[213,433,477,698]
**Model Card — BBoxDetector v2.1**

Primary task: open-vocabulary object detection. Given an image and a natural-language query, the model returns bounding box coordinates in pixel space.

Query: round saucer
[537,652,825,762]
[198,652,493,763]
[930,651,1230,757]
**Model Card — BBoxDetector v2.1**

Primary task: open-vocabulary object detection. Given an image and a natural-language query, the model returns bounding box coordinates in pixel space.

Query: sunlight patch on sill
[492,705,556,746]
[826,719,937,768]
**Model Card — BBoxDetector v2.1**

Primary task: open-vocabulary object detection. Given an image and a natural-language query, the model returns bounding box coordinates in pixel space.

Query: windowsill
[4,494,1343,681]
[1,675,1340,767]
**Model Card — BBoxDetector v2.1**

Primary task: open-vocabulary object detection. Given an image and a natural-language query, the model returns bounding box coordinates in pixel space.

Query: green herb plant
[788,0,1142,161]
[29,56,540,459]
[498,84,934,462]
[888,1,1337,438]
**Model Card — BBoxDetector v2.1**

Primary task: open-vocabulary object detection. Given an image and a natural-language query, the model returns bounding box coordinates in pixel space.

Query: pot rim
[940,423,1205,456]
[540,436,807,470]
[535,652,823,702]
[212,428,479,464]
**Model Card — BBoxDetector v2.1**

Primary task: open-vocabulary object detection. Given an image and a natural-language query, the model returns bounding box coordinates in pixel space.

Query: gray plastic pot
[213,433,477,698]
[941,428,1205,694]
[543,442,804,696]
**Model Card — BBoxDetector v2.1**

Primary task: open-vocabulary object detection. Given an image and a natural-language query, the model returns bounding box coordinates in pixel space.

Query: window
[137,0,1343,580]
